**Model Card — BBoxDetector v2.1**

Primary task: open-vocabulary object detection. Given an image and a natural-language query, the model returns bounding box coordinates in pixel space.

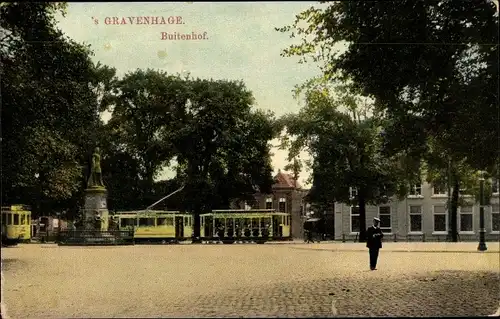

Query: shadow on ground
[0,259,26,272]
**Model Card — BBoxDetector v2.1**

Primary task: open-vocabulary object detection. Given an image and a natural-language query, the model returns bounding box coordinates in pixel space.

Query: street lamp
[477,171,487,251]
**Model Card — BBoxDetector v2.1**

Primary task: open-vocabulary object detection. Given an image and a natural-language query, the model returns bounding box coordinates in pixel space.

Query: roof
[272,169,302,189]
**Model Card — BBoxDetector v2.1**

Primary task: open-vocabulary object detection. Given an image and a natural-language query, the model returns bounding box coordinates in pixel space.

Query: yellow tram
[1,205,32,246]
[114,210,194,243]
[200,209,291,243]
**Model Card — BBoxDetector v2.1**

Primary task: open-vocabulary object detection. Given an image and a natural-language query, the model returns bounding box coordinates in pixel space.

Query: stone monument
[82,147,109,231]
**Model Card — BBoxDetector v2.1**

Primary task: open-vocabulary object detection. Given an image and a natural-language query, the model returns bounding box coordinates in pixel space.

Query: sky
[56,2,323,187]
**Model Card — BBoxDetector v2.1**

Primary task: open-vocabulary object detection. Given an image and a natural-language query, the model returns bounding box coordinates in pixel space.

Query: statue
[87,147,105,188]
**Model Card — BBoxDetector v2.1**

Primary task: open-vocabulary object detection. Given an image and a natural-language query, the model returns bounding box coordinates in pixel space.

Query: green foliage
[1,3,282,225]
[284,157,303,187]
[1,2,111,215]
[278,0,499,170]
[280,84,414,241]
[107,69,184,191]
[171,79,277,225]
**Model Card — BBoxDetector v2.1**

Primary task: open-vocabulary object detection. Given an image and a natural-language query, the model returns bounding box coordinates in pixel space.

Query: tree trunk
[450,178,459,242]
[192,208,202,243]
[358,196,367,242]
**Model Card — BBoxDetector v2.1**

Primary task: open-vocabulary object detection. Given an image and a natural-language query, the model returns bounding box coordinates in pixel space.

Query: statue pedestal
[82,187,109,231]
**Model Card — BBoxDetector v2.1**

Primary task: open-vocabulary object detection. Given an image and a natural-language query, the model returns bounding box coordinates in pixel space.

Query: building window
[409,183,422,196]
[279,197,286,213]
[378,206,392,233]
[349,187,358,199]
[433,205,447,232]
[265,198,273,209]
[459,205,474,232]
[432,183,447,196]
[350,206,360,233]
[491,204,499,232]
[492,178,499,194]
[409,205,422,232]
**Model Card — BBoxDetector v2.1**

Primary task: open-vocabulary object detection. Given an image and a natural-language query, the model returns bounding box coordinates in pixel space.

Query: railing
[57,230,134,245]
[340,232,499,243]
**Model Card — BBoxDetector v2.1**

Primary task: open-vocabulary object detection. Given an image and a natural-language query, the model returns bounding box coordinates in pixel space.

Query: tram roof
[1,204,31,212]
[202,209,289,217]
[211,209,276,213]
[115,210,185,215]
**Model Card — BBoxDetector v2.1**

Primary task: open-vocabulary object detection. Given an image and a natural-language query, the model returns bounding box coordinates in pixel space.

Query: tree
[107,69,187,197]
[284,157,303,188]
[277,0,499,171]
[423,136,497,241]
[1,2,114,216]
[98,122,145,210]
[171,78,277,241]
[279,86,412,241]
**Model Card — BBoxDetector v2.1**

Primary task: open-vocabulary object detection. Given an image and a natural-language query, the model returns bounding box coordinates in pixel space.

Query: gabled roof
[272,169,301,189]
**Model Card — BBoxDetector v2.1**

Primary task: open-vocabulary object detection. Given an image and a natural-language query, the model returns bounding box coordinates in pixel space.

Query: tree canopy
[2,3,278,226]
[278,85,415,241]
[277,0,499,171]
[1,2,115,216]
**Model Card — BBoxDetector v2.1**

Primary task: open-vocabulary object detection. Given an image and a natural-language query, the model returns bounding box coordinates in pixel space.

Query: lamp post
[477,171,487,251]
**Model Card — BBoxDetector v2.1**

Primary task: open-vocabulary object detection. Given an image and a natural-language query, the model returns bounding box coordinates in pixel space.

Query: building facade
[334,179,500,242]
[234,170,309,239]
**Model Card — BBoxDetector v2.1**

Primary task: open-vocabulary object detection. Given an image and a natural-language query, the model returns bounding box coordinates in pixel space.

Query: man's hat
[373,217,380,222]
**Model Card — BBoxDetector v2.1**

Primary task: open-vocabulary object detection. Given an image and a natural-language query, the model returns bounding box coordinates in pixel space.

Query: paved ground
[1,243,499,318]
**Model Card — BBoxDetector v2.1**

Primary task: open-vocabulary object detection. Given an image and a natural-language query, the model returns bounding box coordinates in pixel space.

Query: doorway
[175,216,184,238]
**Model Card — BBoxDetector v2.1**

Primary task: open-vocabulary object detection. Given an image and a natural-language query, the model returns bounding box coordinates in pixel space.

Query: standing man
[366,217,384,270]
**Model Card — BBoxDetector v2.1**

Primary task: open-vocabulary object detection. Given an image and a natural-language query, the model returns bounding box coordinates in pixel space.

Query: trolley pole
[477,171,487,251]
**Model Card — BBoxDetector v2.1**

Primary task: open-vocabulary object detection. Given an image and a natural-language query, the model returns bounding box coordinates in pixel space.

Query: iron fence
[341,232,499,243]
[57,230,134,246]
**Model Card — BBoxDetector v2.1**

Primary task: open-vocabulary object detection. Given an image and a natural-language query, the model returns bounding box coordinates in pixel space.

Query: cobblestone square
[1,243,499,318]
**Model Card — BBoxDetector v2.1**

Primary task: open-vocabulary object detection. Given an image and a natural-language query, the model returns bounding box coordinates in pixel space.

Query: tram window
[13,214,19,225]
[157,218,166,226]
[165,217,174,226]
[20,214,26,225]
[184,217,188,226]
[120,218,136,228]
[139,218,155,226]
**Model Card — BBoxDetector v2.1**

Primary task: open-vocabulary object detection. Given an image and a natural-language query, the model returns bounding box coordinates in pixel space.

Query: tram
[200,209,291,244]
[114,210,194,243]
[1,205,32,246]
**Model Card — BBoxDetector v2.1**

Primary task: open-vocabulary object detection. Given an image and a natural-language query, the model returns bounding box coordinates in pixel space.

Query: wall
[252,188,308,239]
[334,180,500,242]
